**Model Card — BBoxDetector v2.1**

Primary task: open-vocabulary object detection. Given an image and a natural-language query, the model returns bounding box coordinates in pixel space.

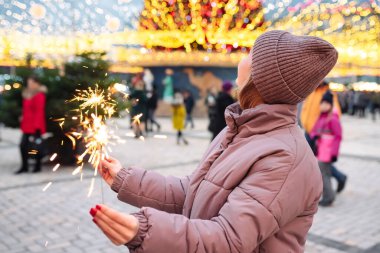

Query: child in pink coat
[310,91,342,206]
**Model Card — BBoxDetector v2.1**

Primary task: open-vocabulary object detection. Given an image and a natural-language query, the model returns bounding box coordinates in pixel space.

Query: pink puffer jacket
[111,103,323,253]
[310,112,342,159]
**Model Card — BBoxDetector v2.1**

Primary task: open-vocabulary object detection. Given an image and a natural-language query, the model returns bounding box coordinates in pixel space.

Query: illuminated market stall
[0,0,379,80]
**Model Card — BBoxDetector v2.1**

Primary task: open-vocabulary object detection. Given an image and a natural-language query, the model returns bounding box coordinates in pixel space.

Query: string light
[0,0,378,76]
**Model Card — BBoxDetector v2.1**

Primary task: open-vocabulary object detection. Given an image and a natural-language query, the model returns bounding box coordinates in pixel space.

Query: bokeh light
[0,0,379,77]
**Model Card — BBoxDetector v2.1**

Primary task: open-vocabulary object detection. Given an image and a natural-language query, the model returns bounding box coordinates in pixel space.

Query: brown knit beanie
[251,30,338,105]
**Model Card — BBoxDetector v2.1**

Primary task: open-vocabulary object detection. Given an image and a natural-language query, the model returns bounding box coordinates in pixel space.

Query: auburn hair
[238,75,264,110]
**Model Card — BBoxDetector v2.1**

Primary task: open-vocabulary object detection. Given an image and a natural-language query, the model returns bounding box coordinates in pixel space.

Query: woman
[90,30,338,252]
[172,92,188,145]
[15,75,47,174]
[162,68,174,103]
[210,81,235,140]
[301,81,347,193]
[310,91,342,207]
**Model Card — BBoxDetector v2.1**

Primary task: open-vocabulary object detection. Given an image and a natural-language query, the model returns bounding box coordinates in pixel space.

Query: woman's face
[320,101,332,113]
[236,54,251,89]
[27,78,40,91]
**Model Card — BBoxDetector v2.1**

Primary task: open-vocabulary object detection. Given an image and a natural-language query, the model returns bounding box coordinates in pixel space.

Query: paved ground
[0,115,379,253]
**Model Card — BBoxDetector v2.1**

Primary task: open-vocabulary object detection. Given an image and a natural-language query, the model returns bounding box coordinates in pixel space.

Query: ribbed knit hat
[251,30,338,105]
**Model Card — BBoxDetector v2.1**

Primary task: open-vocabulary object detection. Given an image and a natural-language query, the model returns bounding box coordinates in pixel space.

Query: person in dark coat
[15,75,47,174]
[183,90,195,129]
[146,85,161,132]
[370,91,380,121]
[130,76,148,138]
[205,88,217,136]
[357,91,370,118]
[209,81,235,140]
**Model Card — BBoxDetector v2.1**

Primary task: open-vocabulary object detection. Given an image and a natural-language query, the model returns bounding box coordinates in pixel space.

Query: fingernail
[92,219,97,224]
[95,205,101,210]
[89,208,97,217]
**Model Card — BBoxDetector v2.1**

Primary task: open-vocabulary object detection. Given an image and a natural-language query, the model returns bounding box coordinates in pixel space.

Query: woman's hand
[99,157,123,186]
[90,204,139,246]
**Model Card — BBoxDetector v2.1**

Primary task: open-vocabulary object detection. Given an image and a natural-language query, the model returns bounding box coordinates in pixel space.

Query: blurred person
[146,84,161,132]
[183,90,195,129]
[357,91,370,118]
[301,80,341,134]
[301,80,346,192]
[143,69,154,98]
[205,88,218,138]
[130,75,147,138]
[92,30,338,253]
[370,91,380,121]
[337,89,348,114]
[310,91,342,207]
[353,90,360,115]
[171,92,188,145]
[209,81,235,140]
[347,88,356,115]
[15,76,47,174]
[162,68,174,103]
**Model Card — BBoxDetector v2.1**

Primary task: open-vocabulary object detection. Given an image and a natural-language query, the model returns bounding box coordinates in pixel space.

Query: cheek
[237,59,251,87]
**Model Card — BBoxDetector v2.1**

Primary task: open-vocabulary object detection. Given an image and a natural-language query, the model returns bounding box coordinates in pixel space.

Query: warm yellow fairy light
[0,1,378,75]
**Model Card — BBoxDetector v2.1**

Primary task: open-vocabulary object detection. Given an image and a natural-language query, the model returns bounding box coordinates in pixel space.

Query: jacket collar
[222,103,297,145]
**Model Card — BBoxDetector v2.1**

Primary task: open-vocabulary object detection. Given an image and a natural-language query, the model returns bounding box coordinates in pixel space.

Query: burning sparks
[132,113,143,125]
[52,164,60,172]
[49,153,57,161]
[62,85,127,200]
[66,85,119,171]
[28,150,38,155]
[153,134,168,139]
[87,178,95,197]
[42,182,52,192]
[72,165,82,176]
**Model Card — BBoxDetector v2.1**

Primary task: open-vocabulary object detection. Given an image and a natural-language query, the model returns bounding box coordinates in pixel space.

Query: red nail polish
[95,205,101,210]
[92,219,97,224]
[89,208,97,217]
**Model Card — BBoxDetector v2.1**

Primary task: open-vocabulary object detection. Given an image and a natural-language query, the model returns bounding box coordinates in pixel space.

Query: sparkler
[64,85,124,201]
[47,84,130,200]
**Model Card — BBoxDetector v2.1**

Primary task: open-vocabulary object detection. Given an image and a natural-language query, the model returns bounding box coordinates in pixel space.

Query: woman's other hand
[90,204,139,246]
[99,157,123,186]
